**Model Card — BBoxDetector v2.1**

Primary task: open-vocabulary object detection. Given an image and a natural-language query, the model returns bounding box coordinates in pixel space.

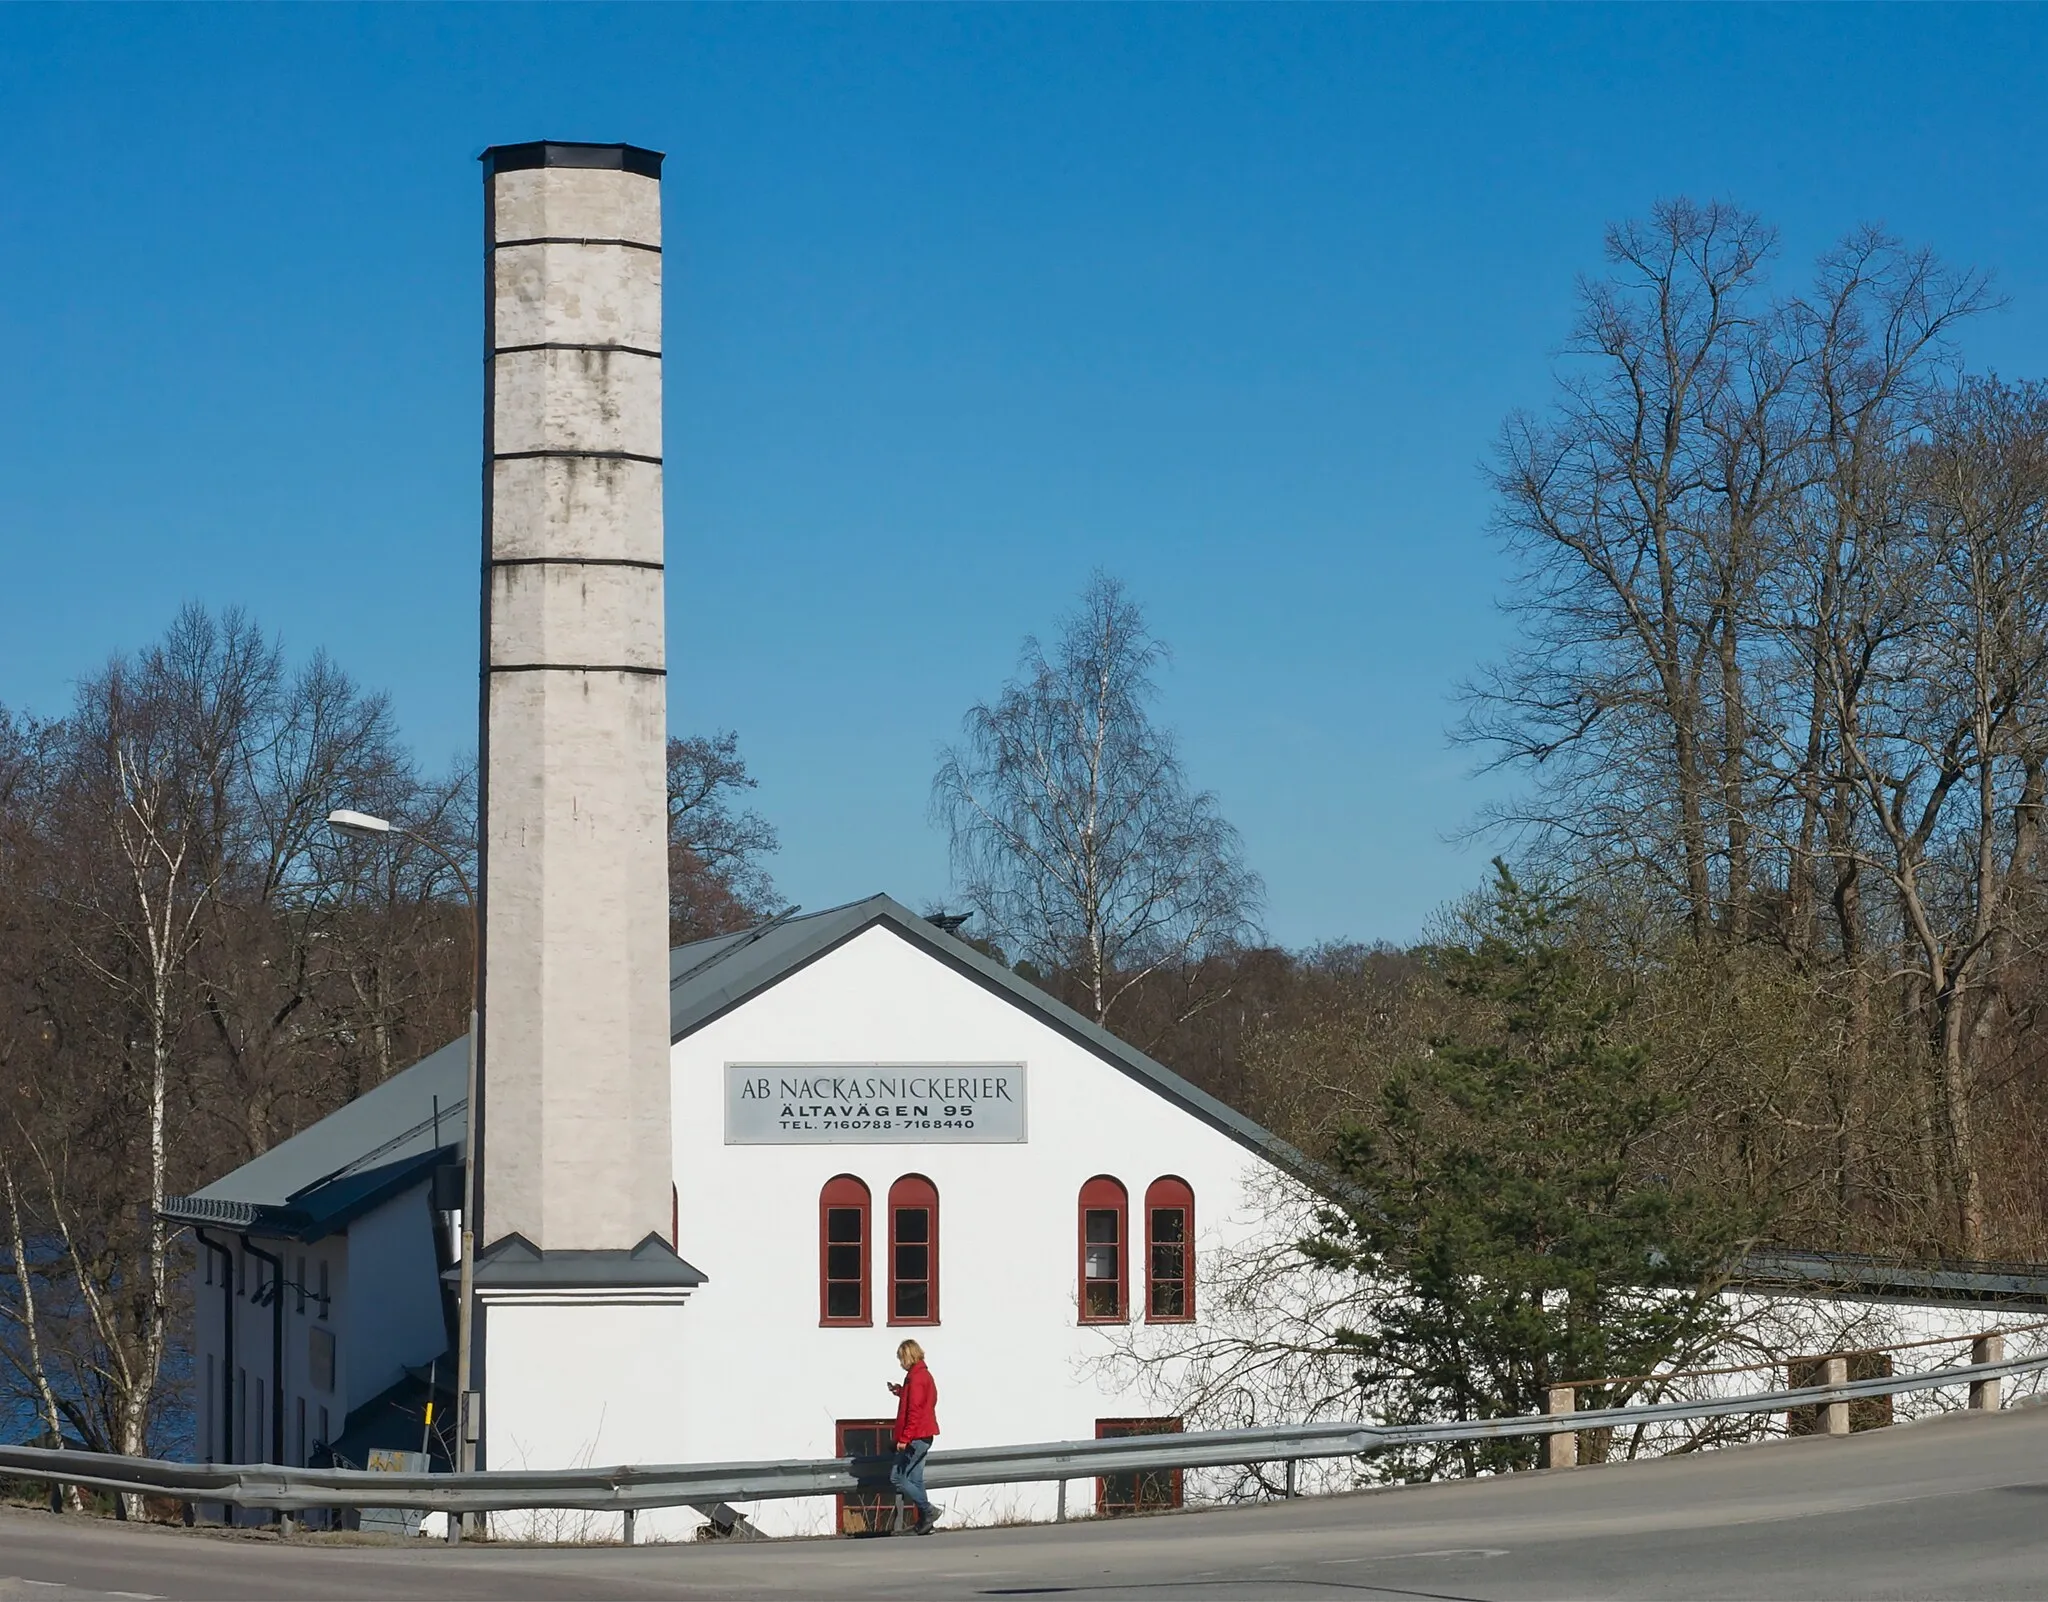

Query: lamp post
[326,809,480,1536]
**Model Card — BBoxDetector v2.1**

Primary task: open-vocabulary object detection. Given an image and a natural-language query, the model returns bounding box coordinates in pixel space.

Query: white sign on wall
[724,1064,1028,1144]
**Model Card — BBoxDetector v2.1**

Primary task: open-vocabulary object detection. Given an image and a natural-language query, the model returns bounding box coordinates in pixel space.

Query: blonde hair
[897,1338,925,1363]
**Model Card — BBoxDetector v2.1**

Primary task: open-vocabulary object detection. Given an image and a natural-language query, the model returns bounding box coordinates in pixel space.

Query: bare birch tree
[933,574,1263,1026]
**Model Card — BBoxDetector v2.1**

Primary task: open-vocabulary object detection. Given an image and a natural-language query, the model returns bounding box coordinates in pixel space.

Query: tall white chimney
[476,141,679,1261]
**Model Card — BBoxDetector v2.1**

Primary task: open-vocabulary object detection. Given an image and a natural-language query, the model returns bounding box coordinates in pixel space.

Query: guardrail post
[1285,1458,1297,1498]
[622,1508,637,1546]
[1970,1334,2005,1411]
[1056,1479,1067,1523]
[1543,1385,1577,1469]
[1821,1356,1850,1435]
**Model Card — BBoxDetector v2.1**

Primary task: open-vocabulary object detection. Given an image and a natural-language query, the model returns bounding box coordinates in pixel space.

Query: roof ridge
[669,905,803,991]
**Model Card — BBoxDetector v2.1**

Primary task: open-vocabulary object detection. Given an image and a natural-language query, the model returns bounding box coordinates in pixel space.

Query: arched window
[820,1175,871,1325]
[888,1174,939,1325]
[1144,1176,1195,1322]
[1078,1176,1128,1323]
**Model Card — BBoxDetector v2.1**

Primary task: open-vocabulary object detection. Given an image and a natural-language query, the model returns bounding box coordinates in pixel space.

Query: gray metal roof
[176,1034,469,1213]
[174,894,1314,1225]
[1732,1248,2048,1310]
[464,1231,708,1290]
[664,895,1317,1182]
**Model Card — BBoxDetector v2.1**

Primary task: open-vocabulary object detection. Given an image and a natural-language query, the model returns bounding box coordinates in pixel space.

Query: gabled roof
[163,1035,469,1238]
[171,895,1313,1228]
[664,895,1314,1181]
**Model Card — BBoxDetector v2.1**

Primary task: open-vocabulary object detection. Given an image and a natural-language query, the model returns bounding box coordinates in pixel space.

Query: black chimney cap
[481,142,663,180]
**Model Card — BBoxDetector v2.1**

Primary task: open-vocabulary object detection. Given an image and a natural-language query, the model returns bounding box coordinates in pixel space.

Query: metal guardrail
[2,1350,2043,1517]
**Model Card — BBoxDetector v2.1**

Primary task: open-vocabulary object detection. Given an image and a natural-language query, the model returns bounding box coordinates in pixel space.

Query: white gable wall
[658,923,1287,1537]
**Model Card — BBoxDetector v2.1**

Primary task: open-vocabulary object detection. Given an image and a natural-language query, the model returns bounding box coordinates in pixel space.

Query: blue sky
[5,5,2048,947]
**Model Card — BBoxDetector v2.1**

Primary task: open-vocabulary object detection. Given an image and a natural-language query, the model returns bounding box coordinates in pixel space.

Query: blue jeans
[890,1436,934,1520]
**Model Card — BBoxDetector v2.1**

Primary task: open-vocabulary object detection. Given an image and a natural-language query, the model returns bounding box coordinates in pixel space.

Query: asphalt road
[5,1406,2048,1601]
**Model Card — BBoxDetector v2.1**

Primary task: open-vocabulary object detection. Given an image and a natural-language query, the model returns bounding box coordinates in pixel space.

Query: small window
[308,1326,336,1393]
[317,1405,329,1459]
[1079,1175,1129,1322]
[820,1175,871,1325]
[316,1259,329,1320]
[296,1395,307,1466]
[1145,1176,1195,1322]
[1096,1417,1184,1515]
[294,1255,306,1316]
[888,1174,939,1325]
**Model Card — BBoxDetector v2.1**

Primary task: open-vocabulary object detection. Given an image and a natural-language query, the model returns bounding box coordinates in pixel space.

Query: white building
[167,894,1310,1536]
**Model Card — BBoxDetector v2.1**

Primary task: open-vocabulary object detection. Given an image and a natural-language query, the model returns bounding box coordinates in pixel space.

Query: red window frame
[1144,1176,1195,1323]
[887,1174,939,1326]
[819,1174,871,1326]
[1078,1175,1129,1323]
[1095,1417,1184,1515]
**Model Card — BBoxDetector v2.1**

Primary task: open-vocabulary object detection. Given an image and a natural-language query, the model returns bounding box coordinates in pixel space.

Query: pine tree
[1305,862,1762,1477]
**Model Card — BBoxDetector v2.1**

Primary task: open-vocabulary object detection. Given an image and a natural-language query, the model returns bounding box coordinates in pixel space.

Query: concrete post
[1970,1334,2005,1411]
[1543,1385,1577,1469]
[1285,1458,1297,1498]
[621,1508,637,1546]
[479,140,675,1257]
[1820,1356,1850,1435]
[1056,1479,1067,1523]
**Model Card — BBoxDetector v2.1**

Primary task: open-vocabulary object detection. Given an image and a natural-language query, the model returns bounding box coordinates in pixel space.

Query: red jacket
[893,1361,939,1447]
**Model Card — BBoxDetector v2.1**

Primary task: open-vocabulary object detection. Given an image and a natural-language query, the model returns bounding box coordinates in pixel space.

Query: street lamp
[326,808,480,1536]
[326,809,395,839]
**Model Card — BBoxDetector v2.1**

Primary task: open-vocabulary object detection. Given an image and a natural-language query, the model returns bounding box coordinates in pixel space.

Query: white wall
[654,924,1288,1537]
[482,1296,693,1542]
[184,1190,440,1482]
[341,1184,447,1416]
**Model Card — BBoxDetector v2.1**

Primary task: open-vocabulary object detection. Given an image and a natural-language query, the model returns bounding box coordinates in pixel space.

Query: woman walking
[887,1339,942,1534]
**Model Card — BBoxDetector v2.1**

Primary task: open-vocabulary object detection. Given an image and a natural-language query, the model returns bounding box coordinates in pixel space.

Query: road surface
[4,1404,2047,1600]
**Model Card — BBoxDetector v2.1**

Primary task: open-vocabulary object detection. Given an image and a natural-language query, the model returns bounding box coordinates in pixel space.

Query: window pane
[1151,1208,1185,1243]
[827,1207,863,1244]
[895,1282,929,1320]
[894,1207,929,1244]
[895,1243,928,1282]
[1085,1209,1119,1244]
[827,1281,863,1319]
[1085,1281,1122,1318]
[1151,1243,1184,1280]
[1150,1281,1185,1318]
[1085,1244,1118,1281]
[827,1243,861,1281]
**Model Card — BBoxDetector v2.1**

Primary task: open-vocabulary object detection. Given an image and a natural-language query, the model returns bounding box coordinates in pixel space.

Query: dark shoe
[913,1504,943,1534]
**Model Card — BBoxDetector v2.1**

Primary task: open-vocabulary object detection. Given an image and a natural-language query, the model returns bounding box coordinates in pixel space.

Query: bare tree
[933,574,1263,1026]
[1466,199,1782,938]
[667,731,781,942]
[1811,379,2048,1250]
[0,607,476,1467]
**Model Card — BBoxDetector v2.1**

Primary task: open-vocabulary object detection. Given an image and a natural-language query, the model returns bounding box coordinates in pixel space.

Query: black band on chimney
[491,343,663,360]
[490,557,666,572]
[492,449,663,466]
[493,236,663,255]
[489,663,668,677]
[481,142,664,179]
